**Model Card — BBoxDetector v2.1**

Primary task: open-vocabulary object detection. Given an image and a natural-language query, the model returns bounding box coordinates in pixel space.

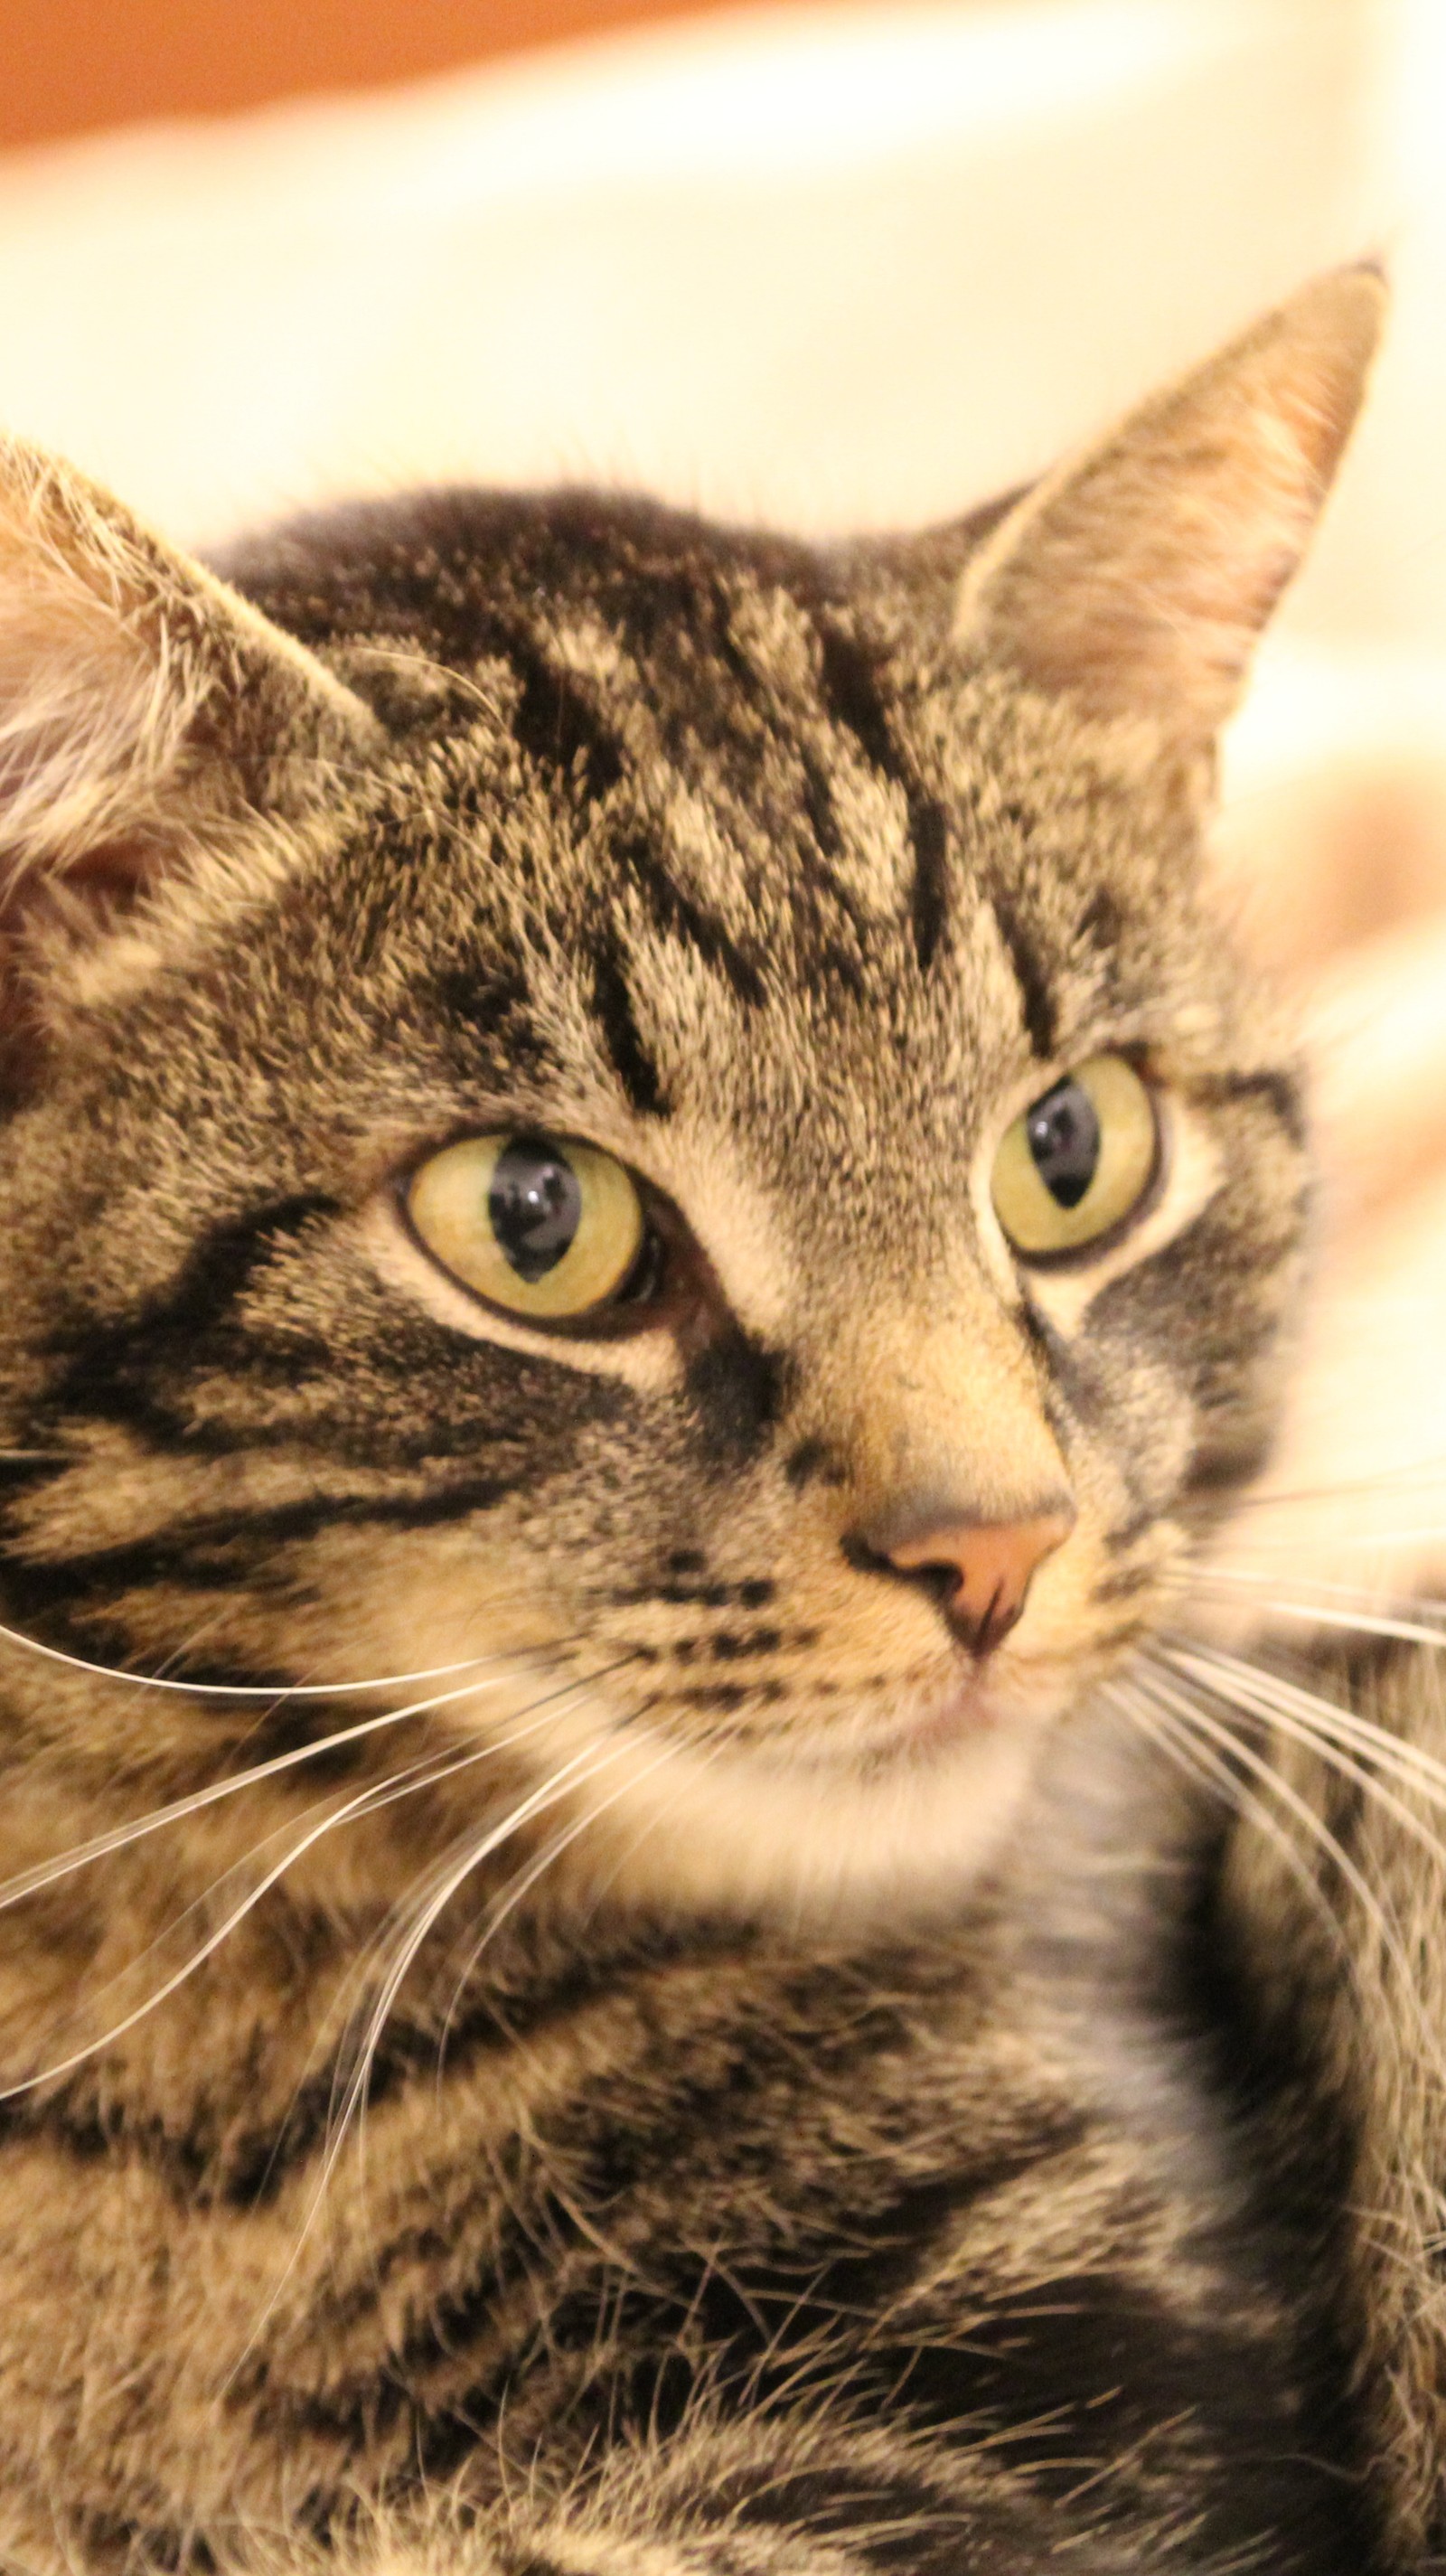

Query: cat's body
[1210,1637,1446,2572]
[0,270,1413,2571]
[0,1718,1365,2574]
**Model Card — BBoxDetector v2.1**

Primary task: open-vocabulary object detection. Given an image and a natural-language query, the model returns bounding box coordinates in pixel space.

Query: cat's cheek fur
[222,1450,1153,1922]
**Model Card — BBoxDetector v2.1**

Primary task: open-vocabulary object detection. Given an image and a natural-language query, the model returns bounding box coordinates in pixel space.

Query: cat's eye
[406,1133,650,1322]
[991,1055,1158,1259]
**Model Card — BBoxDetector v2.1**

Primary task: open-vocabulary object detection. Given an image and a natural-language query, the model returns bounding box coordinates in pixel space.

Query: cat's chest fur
[0,1725,1357,2572]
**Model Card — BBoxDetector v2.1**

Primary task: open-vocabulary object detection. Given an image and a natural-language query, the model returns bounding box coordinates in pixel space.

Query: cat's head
[0,269,1381,1919]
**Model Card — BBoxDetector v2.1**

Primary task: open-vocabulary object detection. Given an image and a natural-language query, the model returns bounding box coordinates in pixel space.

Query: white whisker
[1221,1462,1446,1515]
[230,1723,639,2373]
[1196,1566,1446,1612]
[0,1736,477,2103]
[434,1721,689,2082]
[0,1652,594,1913]
[0,1659,637,2101]
[1150,1652,1446,1875]
[1216,1603,1446,1656]
[0,1611,501,1698]
[1167,1640,1446,1811]
[1107,1678,1354,1960]
[334,1735,629,2174]
[1131,1653,1446,2082]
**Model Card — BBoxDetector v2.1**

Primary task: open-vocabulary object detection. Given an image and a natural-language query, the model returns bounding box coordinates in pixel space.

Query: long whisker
[1167,1639,1446,1810]
[0,1612,500,1699]
[1218,1462,1446,1515]
[347,1738,667,2257]
[433,1719,692,2082]
[333,1735,631,2175]
[0,1659,636,2101]
[0,1653,588,1913]
[1147,1651,1446,1876]
[230,1727,640,2369]
[0,1734,501,2102]
[1190,1556,1446,1638]
[234,1665,643,2206]
[1131,1653,1446,2078]
[1106,1678,1355,1960]
[1189,1576,1446,1654]
[52,1712,534,2062]
[1195,1567,1446,1612]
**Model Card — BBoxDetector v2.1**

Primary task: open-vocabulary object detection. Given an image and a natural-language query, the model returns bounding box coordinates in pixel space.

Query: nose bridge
[819,1279,1070,1532]
[803,1283,1075,1656]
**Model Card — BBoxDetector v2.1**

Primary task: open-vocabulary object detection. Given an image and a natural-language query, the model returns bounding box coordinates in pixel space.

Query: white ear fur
[0,437,378,888]
[953,266,1386,747]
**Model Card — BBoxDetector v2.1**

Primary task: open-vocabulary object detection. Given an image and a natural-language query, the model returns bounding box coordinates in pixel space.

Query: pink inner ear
[0,833,169,1101]
[46,839,164,911]
[0,834,164,939]
[953,268,1385,743]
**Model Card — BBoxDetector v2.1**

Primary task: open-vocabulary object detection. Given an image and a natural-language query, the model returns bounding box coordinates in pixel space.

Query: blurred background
[0,0,1425,603]
[0,0,1441,909]
[5,0,1439,932]
[0,0,728,149]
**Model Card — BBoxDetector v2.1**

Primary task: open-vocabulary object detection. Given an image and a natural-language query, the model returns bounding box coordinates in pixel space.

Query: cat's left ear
[0,437,380,894]
[953,266,1385,754]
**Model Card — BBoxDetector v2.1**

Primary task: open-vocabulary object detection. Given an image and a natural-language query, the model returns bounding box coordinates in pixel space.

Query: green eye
[991,1054,1158,1258]
[407,1133,646,1321]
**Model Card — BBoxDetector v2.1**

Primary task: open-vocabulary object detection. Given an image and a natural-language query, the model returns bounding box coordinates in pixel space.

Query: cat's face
[0,270,1380,1915]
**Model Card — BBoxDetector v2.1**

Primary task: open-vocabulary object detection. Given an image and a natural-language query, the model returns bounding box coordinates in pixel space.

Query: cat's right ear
[952,266,1385,761]
[0,437,380,937]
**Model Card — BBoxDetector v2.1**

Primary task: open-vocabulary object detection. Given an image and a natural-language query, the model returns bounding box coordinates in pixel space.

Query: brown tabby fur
[1215,1640,1446,2571]
[0,268,1415,2571]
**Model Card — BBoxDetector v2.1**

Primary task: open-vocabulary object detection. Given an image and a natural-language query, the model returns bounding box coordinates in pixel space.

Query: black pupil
[1025,1078,1100,1210]
[488,1141,582,1282]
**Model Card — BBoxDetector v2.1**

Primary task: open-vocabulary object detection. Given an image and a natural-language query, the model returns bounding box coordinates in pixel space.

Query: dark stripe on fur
[986,884,1056,1058]
[815,625,900,783]
[1180,1430,1276,1504]
[504,636,624,808]
[1093,1563,1157,1603]
[615,835,766,1011]
[1193,1067,1308,1150]
[592,935,669,1117]
[1075,886,1122,952]
[683,1332,784,1468]
[801,752,842,860]
[37,1197,339,1439]
[907,801,950,974]
[814,622,953,979]
[4,1474,518,1619]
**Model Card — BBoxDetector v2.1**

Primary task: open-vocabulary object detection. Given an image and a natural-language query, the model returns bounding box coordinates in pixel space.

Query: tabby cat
[0,265,1413,2572]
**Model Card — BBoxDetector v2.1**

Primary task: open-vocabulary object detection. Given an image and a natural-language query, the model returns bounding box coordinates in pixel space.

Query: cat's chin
[820,1661,1016,1772]
[567,1687,1060,1924]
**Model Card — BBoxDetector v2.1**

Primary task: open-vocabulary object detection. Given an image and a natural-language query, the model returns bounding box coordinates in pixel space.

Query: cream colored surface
[1,0,1442,1617]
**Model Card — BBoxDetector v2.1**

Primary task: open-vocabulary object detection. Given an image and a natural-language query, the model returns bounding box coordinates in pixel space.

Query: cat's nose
[856,1502,1075,1655]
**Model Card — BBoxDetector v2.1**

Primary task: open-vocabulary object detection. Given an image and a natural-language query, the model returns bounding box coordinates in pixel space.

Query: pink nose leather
[884,1513,1073,1654]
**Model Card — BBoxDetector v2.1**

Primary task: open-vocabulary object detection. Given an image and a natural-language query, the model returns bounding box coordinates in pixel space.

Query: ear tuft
[0,437,378,895]
[0,443,204,877]
[953,265,1386,747]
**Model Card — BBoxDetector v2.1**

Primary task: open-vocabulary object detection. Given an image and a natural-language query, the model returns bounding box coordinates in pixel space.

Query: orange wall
[5,0,728,150]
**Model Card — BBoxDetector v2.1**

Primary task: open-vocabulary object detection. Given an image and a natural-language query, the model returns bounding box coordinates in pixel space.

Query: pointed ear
[0,437,380,899]
[953,266,1385,748]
